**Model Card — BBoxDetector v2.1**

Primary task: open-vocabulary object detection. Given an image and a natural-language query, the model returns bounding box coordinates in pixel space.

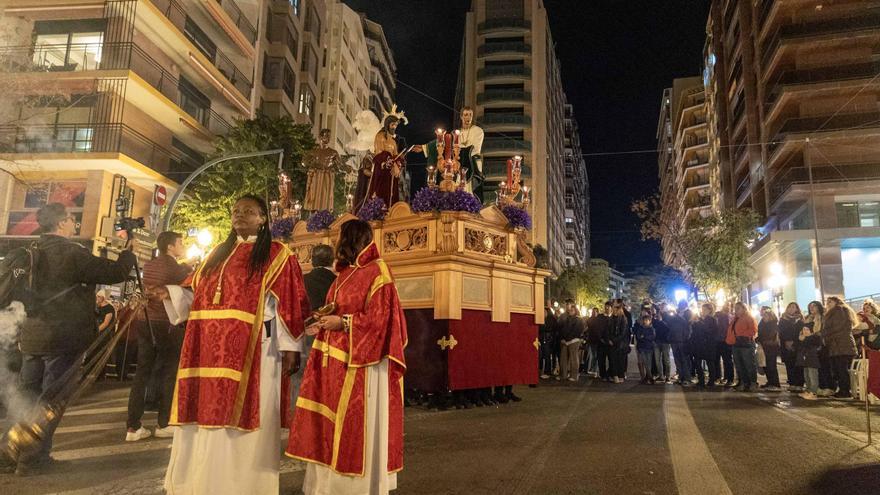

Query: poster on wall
[6,211,82,236]
[8,181,86,236]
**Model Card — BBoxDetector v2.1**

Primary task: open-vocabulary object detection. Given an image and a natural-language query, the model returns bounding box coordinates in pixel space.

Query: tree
[632,195,761,300]
[551,261,610,310]
[172,114,317,238]
[627,265,688,304]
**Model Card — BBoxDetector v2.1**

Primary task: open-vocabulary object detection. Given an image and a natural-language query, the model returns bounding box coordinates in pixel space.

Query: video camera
[114,216,145,233]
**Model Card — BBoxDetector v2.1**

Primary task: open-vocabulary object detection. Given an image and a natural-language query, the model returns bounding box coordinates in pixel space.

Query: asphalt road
[2,365,879,495]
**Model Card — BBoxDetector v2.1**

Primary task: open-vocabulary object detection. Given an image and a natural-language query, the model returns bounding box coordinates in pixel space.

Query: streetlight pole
[160,149,285,232]
[805,138,825,301]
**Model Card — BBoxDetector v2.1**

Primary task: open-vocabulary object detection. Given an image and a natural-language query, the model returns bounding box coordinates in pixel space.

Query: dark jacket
[634,322,656,352]
[689,316,718,359]
[653,318,670,344]
[757,319,780,351]
[539,311,558,344]
[714,311,731,342]
[778,314,803,344]
[303,266,337,312]
[608,314,630,349]
[797,319,822,368]
[665,313,691,344]
[557,313,585,342]
[822,306,857,357]
[19,234,136,355]
[587,314,609,344]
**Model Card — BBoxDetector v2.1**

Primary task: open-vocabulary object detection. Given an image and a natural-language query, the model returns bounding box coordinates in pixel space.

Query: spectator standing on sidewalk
[539,305,558,379]
[689,303,719,388]
[652,307,672,383]
[609,302,630,383]
[595,302,614,381]
[557,300,585,382]
[634,314,656,384]
[15,203,136,476]
[778,302,805,392]
[666,308,692,386]
[715,302,735,387]
[727,302,758,392]
[757,307,782,391]
[821,296,859,399]
[586,305,606,378]
[797,301,824,400]
[126,231,193,442]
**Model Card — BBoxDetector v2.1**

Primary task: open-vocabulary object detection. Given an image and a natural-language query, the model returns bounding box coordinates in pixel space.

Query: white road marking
[55,422,125,434]
[64,406,130,417]
[664,387,734,495]
[52,438,173,461]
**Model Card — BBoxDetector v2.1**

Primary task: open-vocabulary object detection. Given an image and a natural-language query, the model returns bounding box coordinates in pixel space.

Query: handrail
[216,0,257,44]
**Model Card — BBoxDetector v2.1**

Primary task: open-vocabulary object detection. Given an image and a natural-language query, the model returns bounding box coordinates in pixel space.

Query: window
[184,17,216,61]
[298,84,314,119]
[263,55,282,88]
[289,0,300,16]
[32,19,105,71]
[837,201,880,228]
[178,76,211,126]
[304,6,321,43]
[282,62,296,100]
[301,46,318,83]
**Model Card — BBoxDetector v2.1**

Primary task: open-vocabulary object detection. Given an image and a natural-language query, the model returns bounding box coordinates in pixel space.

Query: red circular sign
[154,186,167,206]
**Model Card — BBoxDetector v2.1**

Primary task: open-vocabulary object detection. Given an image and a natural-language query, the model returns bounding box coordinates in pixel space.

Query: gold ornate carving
[437,334,458,351]
[515,229,536,267]
[383,227,427,253]
[438,212,458,253]
[464,228,507,257]
[533,338,540,350]
[295,244,314,264]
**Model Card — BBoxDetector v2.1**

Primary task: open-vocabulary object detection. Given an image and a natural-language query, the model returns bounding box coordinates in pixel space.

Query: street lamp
[766,262,788,315]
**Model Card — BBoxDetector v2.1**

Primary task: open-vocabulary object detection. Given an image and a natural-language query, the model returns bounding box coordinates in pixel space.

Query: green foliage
[172,115,316,238]
[684,208,762,299]
[551,261,610,310]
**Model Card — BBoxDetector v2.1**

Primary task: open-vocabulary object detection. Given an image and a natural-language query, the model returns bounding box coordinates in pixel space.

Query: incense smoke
[0,302,29,422]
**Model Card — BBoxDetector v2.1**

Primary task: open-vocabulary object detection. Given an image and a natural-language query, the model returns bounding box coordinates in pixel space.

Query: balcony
[767,111,880,158]
[215,0,257,45]
[0,123,201,178]
[477,66,531,80]
[477,42,531,57]
[761,10,880,69]
[479,114,531,127]
[768,163,880,208]
[765,61,880,108]
[478,18,531,34]
[482,138,532,153]
[148,0,253,99]
[684,157,709,169]
[0,43,232,137]
[686,195,712,209]
[736,176,751,204]
[476,89,531,104]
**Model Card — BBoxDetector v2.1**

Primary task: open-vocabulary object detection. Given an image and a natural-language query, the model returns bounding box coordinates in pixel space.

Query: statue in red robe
[287,220,407,494]
[357,106,422,212]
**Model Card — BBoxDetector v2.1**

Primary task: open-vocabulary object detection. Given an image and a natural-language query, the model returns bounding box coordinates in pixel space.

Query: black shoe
[508,393,522,402]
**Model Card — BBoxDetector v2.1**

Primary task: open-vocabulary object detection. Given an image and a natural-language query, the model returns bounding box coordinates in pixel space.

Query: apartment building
[316,0,370,152]
[705,0,880,306]
[563,101,589,267]
[361,16,395,118]
[456,0,573,274]
[656,77,710,269]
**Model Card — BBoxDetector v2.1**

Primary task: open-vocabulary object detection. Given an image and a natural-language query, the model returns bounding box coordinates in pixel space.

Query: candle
[506,158,512,187]
[444,133,452,160]
[453,129,460,146]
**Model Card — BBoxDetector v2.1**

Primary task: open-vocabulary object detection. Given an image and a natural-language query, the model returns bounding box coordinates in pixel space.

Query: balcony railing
[0,123,201,178]
[482,138,531,153]
[736,176,751,202]
[685,158,708,169]
[216,0,257,44]
[765,61,880,107]
[476,89,531,104]
[760,10,880,68]
[149,0,252,98]
[0,43,232,136]
[768,163,880,207]
[767,111,880,156]
[477,18,531,33]
[477,42,531,57]
[477,65,531,80]
[479,114,531,126]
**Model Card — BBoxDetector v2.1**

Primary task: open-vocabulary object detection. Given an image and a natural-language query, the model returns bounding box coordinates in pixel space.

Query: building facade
[0,0,392,257]
[704,0,880,307]
[563,100,589,267]
[656,77,710,269]
[361,16,395,118]
[316,0,370,152]
[456,0,574,274]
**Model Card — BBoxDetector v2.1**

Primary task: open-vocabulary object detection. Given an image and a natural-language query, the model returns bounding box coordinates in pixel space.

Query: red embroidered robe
[171,239,308,430]
[286,242,407,476]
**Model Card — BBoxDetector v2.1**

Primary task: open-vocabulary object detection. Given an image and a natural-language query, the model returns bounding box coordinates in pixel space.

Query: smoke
[0,302,29,422]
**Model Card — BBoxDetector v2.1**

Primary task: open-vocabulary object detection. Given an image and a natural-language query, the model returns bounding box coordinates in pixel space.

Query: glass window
[298,84,314,119]
[836,202,860,228]
[263,55,282,88]
[859,201,880,227]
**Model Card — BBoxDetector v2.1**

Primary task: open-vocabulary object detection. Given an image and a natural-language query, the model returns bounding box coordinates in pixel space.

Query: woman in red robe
[287,219,408,494]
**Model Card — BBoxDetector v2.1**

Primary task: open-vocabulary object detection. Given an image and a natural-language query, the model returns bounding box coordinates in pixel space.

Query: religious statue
[302,128,341,212]
[356,104,421,211]
[420,106,485,199]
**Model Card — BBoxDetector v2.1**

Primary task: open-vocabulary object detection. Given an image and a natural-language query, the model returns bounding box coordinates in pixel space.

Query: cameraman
[17,203,136,476]
[125,231,193,442]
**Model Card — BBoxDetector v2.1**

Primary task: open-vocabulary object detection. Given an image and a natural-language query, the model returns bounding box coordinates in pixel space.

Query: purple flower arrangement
[357,197,387,222]
[306,209,336,232]
[410,187,482,214]
[270,217,295,240]
[502,205,532,230]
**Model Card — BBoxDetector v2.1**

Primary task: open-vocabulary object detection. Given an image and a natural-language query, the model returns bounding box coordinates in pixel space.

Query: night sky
[343,1,710,273]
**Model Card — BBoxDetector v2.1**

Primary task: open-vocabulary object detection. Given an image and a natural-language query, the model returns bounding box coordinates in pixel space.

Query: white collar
[236,235,257,243]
